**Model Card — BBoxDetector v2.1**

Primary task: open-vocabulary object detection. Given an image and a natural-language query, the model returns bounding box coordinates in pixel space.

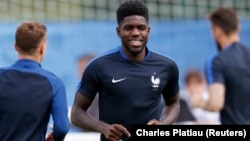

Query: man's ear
[39,42,46,55]
[116,26,121,38]
[148,26,151,35]
[14,42,19,52]
[212,26,223,38]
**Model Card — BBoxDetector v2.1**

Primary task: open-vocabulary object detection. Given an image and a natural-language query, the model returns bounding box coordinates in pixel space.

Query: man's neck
[220,34,240,50]
[122,46,146,62]
[18,54,41,63]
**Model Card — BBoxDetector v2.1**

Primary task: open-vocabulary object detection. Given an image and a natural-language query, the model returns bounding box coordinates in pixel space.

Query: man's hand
[46,132,54,141]
[102,124,131,141]
[147,119,161,125]
[46,125,54,141]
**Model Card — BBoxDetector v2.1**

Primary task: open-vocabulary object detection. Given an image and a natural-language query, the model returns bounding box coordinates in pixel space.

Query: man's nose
[131,28,140,36]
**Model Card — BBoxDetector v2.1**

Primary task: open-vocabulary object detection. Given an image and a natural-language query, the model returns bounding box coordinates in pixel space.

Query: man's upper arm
[72,91,93,111]
[205,83,225,111]
[51,80,70,140]
[162,61,180,102]
[165,91,179,106]
[204,56,226,111]
[205,55,224,85]
[77,61,99,100]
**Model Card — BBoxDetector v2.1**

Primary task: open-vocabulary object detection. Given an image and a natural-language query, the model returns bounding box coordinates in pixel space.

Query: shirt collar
[14,59,41,68]
[119,45,151,61]
[223,42,238,51]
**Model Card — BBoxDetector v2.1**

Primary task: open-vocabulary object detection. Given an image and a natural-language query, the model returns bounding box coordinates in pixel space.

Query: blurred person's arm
[201,55,226,112]
[190,83,225,112]
[51,81,70,141]
[202,83,225,112]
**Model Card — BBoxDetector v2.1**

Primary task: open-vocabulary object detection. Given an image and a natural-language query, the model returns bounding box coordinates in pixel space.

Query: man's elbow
[70,107,79,126]
[54,126,70,141]
[62,124,70,134]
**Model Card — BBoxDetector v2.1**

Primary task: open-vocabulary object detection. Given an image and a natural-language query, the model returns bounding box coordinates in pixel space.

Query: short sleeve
[162,61,180,98]
[205,55,224,85]
[77,61,99,100]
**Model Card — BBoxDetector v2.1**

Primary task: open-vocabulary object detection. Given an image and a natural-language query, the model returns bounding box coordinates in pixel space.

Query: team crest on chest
[151,72,160,91]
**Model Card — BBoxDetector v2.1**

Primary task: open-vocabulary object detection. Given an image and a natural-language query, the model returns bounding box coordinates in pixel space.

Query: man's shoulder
[101,47,120,56]
[37,68,64,87]
[40,69,59,78]
[82,47,120,74]
[219,42,249,56]
[212,42,250,63]
[0,67,8,74]
[233,42,250,55]
[150,51,177,65]
[89,47,120,63]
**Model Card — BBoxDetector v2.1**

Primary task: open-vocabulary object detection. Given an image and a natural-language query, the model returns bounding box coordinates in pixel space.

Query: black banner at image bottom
[129,125,250,141]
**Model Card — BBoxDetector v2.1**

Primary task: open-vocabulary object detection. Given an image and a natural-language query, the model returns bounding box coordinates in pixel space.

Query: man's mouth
[129,40,142,47]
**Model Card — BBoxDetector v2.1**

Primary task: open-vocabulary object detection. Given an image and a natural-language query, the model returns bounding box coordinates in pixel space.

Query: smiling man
[70,0,180,141]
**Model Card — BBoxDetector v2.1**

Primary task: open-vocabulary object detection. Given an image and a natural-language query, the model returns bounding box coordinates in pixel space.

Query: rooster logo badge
[151,72,160,90]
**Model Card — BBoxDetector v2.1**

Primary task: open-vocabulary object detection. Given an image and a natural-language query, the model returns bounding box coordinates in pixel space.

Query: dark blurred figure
[0,21,69,141]
[199,7,250,124]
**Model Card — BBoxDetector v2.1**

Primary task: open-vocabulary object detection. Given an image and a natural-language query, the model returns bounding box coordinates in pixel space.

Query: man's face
[186,79,206,96]
[116,15,150,55]
[211,25,222,51]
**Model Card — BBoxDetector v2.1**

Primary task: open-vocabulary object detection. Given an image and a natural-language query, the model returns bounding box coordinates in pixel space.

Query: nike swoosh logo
[112,78,127,83]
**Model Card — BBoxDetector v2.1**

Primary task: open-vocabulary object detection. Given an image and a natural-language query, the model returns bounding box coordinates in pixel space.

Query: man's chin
[130,46,143,52]
[130,45,142,49]
[123,44,145,55]
[130,47,143,54]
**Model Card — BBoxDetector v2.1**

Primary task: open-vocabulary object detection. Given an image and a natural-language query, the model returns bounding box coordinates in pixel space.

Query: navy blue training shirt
[0,59,70,141]
[205,42,250,124]
[78,46,179,140]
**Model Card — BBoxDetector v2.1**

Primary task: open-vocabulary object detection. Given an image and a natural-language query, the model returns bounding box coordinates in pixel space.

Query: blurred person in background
[70,0,180,141]
[181,69,220,125]
[0,21,70,141]
[198,7,250,124]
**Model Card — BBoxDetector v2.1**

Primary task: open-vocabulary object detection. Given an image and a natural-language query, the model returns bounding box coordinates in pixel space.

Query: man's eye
[124,27,132,30]
[139,27,146,30]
